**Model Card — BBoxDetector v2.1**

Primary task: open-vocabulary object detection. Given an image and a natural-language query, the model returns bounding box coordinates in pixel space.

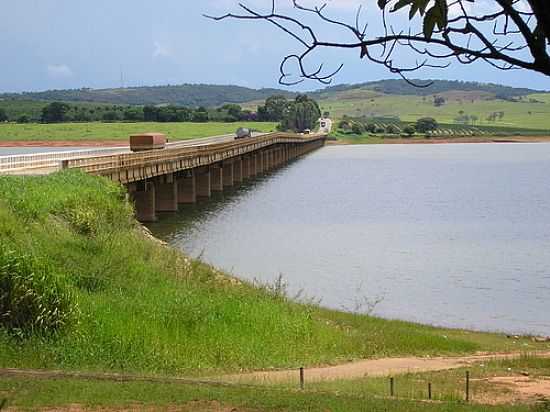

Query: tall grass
[0,171,545,375]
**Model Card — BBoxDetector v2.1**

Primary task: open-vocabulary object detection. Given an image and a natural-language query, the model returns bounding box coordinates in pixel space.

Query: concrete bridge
[49,132,326,222]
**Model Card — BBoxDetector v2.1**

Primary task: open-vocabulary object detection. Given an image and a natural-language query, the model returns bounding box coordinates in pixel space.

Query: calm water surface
[148,144,550,336]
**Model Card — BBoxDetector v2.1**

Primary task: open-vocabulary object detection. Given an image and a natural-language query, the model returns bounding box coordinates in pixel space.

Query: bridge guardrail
[0,147,126,173]
[63,132,326,178]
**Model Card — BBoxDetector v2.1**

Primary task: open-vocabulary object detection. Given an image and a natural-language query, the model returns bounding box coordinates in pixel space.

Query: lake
[148,143,550,336]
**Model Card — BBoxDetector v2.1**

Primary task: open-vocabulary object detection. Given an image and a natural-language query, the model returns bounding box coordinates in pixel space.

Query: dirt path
[221,351,550,384]
[2,351,549,387]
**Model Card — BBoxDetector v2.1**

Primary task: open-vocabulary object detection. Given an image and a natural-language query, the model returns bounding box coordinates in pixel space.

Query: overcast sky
[2,0,550,93]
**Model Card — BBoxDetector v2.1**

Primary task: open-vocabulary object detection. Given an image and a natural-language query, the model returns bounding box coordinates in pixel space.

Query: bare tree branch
[206,0,550,85]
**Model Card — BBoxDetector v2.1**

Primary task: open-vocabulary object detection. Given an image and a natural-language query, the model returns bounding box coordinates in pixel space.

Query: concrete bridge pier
[241,157,250,180]
[155,174,178,212]
[196,169,211,198]
[233,158,243,184]
[211,165,223,192]
[131,181,156,222]
[177,171,196,204]
[222,161,234,187]
[256,153,264,174]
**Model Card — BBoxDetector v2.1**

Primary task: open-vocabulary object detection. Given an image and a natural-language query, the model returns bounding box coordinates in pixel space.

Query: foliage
[351,122,365,135]
[0,109,7,122]
[0,247,78,337]
[403,125,416,136]
[434,96,446,107]
[279,94,321,132]
[416,117,439,133]
[16,114,31,124]
[41,102,71,123]
[257,95,289,121]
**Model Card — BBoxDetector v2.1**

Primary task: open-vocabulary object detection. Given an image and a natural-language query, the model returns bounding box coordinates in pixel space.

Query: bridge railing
[0,147,126,173]
[63,132,326,177]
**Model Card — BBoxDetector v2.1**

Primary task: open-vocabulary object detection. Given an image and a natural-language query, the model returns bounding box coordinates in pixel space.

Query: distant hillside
[0,84,295,108]
[311,79,544,99]
[2,79,545,108]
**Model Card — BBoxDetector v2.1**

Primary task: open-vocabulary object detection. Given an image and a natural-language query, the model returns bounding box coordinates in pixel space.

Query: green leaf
[423,6,439,39]
[392,0,414,13]
[378,0,389,10]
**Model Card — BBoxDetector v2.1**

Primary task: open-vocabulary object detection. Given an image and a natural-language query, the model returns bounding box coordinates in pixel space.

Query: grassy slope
[0,171,547,378]
[319,89,550,131]
[0,122,278,142]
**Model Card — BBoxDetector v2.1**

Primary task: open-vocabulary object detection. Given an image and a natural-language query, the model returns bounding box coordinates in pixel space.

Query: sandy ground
[220,351,550,384]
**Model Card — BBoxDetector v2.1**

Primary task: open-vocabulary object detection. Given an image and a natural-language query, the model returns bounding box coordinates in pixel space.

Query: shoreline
[328,135,550,145]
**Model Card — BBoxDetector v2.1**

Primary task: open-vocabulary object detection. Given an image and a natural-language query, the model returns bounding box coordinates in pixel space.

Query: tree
[102,111,122,122]
[416,117,438,132]
[211,0,550,84]
[257,95,288,121]
[124,107,145,122]
[143,106,159,122]
[403,125,416,136]
[279,95,321,132]
[433,96,446,107]
[0,109,8,122]
[41,102,70,123]
[192,107,210,122]
[351,122,365,135]
[17,114,31,124]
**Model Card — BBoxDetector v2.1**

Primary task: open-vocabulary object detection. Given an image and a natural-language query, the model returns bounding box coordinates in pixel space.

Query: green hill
[0,84,295,107]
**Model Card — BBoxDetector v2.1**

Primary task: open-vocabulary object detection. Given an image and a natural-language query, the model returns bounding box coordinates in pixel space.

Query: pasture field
[0,121,278,142]
[320,92,550,131]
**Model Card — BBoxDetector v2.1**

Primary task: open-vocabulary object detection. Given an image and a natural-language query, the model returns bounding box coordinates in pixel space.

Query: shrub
[351,122,365,135]
[416,117,439,133]
[385,124,399,134]
[403,125,416,136]
[17,114,31,124]
[0,247,79,337]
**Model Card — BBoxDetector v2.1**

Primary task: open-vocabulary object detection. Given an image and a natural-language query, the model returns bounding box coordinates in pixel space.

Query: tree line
[0,94,322,132]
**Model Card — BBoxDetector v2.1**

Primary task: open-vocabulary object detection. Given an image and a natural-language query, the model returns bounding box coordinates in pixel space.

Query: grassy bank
[0,171,548,378]
[1,374,545,411]
[0,122,278,142]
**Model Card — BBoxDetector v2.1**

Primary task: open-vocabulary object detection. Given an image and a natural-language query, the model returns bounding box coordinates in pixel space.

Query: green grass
[0,171,548,378]
[320,91,550,131]
[0,122,278,142]
[0,375,545,411]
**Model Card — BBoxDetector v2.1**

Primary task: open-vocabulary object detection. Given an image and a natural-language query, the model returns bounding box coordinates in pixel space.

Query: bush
[416,117,439,133]
[17,114,31,124]
[351,122,365,135]
[403,125,416,136]
[0,248,79,337]
[385,124,399,134]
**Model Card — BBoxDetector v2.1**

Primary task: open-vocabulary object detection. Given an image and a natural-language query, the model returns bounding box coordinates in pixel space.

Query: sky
[2,0,550,93]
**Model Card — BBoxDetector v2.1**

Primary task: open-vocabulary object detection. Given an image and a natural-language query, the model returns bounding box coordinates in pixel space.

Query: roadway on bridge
[0,132,266,175]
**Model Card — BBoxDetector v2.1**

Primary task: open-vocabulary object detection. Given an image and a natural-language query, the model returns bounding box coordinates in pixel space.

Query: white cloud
[47,64,73,78]
[153,41,173,58]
